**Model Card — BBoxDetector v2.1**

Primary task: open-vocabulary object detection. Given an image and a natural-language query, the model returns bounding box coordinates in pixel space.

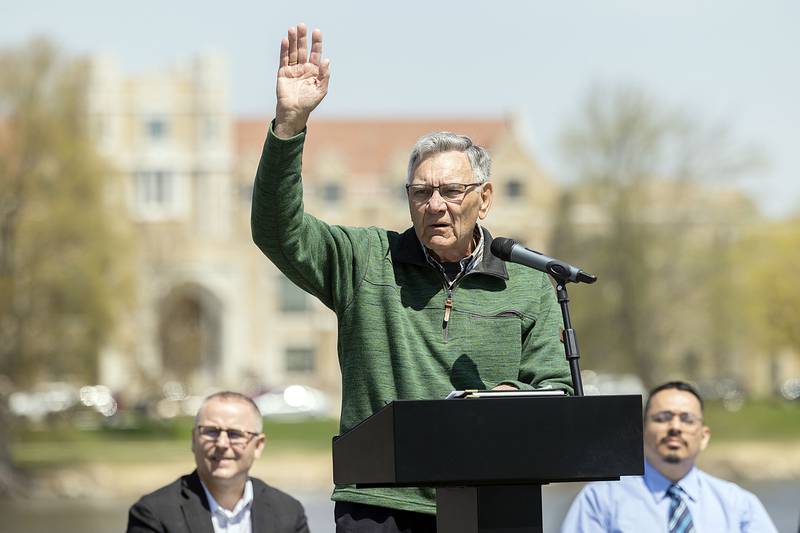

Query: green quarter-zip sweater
[251,124,573,514]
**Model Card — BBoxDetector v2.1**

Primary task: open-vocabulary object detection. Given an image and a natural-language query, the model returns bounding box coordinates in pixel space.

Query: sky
[2,0,798,217]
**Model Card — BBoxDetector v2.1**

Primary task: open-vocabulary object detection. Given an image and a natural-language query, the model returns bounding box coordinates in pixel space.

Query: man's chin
[207,462,238,478]
[424,235,454,249]
[661,453,683,464]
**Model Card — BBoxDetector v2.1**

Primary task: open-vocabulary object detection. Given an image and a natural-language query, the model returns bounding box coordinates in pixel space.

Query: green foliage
[0,38,134,386]
[733,219,800,353]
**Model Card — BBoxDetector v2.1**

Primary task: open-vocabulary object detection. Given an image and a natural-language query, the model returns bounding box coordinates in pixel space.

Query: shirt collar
[420,224,484,285]
[199,477,254,518]
[391,225,508,280]
[643,459,700,503]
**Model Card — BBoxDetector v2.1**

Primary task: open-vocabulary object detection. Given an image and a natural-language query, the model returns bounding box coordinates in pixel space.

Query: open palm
[275,24,330,137]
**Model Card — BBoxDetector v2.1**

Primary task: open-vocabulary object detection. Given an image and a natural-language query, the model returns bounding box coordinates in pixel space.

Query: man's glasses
[196,425,261,447]
[649,411,703,428]
[406,182,482,204]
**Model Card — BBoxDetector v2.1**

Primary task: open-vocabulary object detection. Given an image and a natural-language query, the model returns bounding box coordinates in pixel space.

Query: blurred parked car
[696,378,746,411]
[581,371,647,397]
[253,384,331,420]
[781,378,800,400]
[8,382,120,425]
[8,381,79,422]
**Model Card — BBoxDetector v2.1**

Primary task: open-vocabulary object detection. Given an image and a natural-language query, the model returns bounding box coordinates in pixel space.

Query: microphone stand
[489,235,594,396]
[552,276,585,396]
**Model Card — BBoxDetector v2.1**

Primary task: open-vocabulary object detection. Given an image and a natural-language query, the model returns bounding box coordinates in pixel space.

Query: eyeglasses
[196,425,261,447]
[406,182,483,204]
[649,411,703,427]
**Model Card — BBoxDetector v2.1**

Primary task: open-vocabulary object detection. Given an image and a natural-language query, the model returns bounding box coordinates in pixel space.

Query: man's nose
[426,190,447,211]
[216,430,232,446]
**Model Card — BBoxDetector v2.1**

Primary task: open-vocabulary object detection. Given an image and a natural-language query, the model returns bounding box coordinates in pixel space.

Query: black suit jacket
[126,470,310,533]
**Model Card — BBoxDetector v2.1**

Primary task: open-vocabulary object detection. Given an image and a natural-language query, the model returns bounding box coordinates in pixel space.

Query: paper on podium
[445,389,566,399]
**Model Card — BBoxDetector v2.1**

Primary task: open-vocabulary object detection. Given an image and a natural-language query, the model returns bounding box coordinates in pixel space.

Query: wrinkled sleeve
[560,484,610,533]
[739,489,778,533]
[250,123,371,312]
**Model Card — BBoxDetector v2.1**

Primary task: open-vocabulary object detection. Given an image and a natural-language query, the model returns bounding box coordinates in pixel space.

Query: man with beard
[561,381,777,532]
[127,391,309,533]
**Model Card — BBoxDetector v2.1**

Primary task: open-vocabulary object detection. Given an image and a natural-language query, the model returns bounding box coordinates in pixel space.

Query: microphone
[490,237,597,284]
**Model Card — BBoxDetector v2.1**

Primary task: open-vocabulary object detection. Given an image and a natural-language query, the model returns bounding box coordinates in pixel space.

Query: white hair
[406,131,492,184]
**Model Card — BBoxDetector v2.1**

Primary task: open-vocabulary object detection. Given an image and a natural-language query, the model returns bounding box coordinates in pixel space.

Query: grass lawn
[11,400,800,470]
[13,416,339,470]
[703,399,800,441]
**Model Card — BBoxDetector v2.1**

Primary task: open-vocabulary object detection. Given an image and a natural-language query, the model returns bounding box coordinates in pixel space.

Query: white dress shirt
[200,478,254,533]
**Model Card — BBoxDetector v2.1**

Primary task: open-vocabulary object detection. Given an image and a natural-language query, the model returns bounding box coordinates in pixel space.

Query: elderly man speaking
[251,23,572,532]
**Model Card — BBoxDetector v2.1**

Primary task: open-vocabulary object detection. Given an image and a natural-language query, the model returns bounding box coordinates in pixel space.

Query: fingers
[283,24,323,68]
[287,26,298,66]
[318,58,331,86]
[297,23,308,64]
[309,28,323,66]
[279,37,289,68]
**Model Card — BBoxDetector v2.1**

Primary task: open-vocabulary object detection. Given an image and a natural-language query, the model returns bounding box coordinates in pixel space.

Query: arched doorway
[157,283,222,384]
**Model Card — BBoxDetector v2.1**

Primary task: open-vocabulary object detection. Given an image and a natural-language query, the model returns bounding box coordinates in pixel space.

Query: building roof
[235,117,512,177]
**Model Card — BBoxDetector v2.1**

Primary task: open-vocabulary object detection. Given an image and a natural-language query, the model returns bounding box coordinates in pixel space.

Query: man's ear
[699,425,711,451]
[253,435,266,459]
[478,182,493,219]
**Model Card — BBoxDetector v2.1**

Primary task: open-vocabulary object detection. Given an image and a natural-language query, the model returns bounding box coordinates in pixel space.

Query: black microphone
[490,237,597,284]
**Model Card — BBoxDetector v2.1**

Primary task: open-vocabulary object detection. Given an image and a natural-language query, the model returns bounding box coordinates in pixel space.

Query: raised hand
[274,23,331,139]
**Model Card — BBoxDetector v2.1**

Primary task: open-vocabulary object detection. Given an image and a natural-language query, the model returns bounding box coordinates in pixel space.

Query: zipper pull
[442,288,454,342]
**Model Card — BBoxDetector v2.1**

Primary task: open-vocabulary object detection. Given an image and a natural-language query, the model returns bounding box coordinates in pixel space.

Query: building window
[322,183,342,205]
[135,170,174,208]
[279,275,308,312]
[285,347,315,373]
[506,179,524,199]
[146,118,168,141]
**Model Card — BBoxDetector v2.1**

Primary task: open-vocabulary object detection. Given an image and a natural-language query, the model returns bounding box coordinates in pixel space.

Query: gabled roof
[235,117,512,177]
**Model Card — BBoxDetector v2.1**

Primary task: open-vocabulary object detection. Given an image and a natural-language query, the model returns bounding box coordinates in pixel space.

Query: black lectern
[333,395,643,532]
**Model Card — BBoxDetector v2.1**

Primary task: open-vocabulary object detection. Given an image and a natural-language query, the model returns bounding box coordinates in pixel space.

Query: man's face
[192,398,264,485]
[643,389,710,469]
[408,151,493,263]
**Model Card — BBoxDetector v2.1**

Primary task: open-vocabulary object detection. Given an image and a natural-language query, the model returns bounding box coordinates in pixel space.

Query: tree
[0,39,133,495]
[734,219,800,362]
[553,85,760,387]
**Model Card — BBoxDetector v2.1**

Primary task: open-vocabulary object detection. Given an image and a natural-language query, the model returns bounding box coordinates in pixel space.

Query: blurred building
[86,54,560,404]
[86,53,798,404]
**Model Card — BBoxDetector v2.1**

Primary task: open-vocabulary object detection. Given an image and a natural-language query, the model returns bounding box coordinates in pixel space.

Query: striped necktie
[667,484,695,533]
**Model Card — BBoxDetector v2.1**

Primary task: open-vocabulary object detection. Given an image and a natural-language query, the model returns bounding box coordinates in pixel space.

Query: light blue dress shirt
[560,460,777,532]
